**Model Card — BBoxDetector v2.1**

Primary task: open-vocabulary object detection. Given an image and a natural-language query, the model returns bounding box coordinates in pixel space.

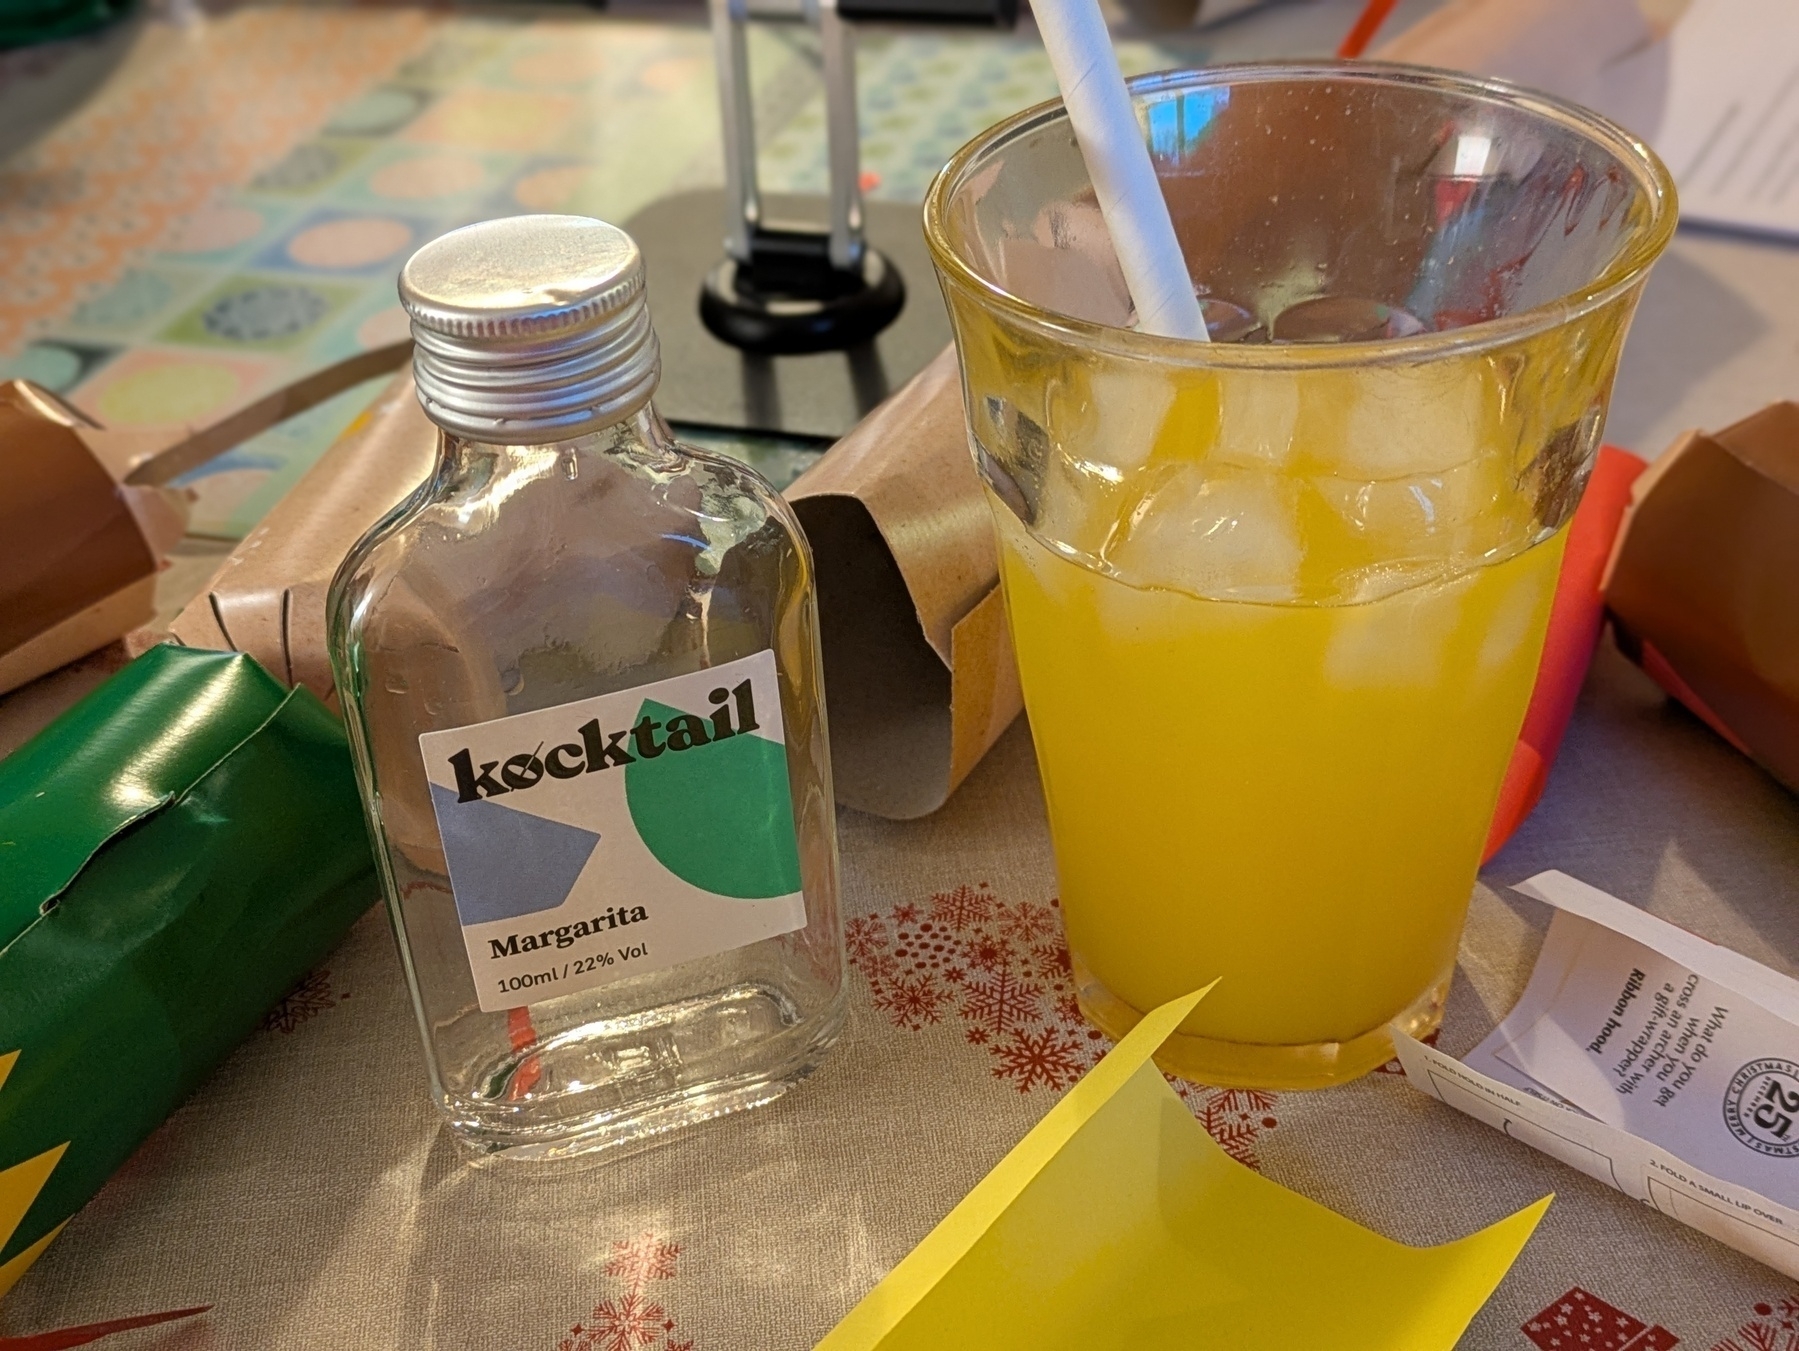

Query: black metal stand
[633,0,1011,431]
[700,225,905,355]
[626,189,950,439]
[703,0,918,356]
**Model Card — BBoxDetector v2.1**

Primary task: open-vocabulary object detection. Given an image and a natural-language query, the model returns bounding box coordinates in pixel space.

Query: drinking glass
[924,62,1675,1088]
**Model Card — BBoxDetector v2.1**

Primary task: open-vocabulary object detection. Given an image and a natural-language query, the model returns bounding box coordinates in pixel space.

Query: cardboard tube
[788,347,1022,818]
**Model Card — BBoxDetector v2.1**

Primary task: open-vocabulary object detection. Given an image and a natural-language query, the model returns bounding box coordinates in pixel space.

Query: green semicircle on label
[624,699,802,899]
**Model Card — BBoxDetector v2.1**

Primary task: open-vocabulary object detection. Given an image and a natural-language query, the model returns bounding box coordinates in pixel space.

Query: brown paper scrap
[98,339,412,488]
[788,346,1022,819]
[167,371,438,705]
[0,382,159,697]
[0,342,412,700]
[1605,401,1799,793]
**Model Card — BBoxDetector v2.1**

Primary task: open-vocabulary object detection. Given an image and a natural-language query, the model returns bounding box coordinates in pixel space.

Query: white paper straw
[1032,0,1210,341]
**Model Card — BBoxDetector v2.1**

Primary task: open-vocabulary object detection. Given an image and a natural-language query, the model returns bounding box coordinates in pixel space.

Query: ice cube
[1314,459,1508,568]
[1324,569,1476,689]
[999,198,1134,327]
[1212,372,1301,471]
[1198,298,1262,344]
[1476,553,1557,674]
[1080,365,1175,477]
[1319,362,1499,480]
[1270,295,1426,343]
[1031,364,1175,558]
[1102,463,1303,602]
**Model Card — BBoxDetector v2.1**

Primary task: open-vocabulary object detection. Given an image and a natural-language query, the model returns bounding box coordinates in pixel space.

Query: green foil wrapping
[0,645,375,1291]
[0,0,131,49]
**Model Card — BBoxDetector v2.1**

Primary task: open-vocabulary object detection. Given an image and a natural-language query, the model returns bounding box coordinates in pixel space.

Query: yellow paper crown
[818,990,1550,1350]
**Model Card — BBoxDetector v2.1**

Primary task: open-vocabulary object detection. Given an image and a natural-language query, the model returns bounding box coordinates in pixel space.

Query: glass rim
[921,60,1679,369]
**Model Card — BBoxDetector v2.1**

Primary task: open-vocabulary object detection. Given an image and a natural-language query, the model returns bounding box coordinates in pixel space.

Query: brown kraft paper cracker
[168,371,438,705]
[172,350,1022,819]
[0,382,159,696]
[1604,401,1799,794]
[1,342,411,701]
[788,346,1022,820]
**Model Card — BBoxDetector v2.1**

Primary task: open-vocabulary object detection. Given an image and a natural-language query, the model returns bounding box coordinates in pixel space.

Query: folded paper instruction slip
[1396,871,1799,1279]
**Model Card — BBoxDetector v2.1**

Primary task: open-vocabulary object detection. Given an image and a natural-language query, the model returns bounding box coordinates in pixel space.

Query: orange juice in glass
[925,64,1674,1088]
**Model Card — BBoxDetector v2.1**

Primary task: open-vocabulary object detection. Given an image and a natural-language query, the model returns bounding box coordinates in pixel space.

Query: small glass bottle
[328,215,846,1159]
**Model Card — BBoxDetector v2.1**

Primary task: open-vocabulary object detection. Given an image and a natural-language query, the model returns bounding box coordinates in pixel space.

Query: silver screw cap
[399,215,660,443]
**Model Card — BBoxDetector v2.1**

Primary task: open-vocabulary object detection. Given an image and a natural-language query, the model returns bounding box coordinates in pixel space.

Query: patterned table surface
[0,0,1240,534]
[5,1,1799,1348]
[5,646,1799,1351]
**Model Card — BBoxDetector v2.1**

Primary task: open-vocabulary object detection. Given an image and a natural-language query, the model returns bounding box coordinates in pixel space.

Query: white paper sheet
[1489,915,1799,1205]
[1396,870,1799,1279]
[1615,0,1799,240]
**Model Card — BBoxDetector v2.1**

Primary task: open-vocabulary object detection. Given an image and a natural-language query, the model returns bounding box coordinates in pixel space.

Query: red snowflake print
[872,971,950,1030]
[1201,1088,1279,1136]
[857,951,901,987]
[1523,1287,1678,1351]
[1716,1298,1799,1351]
[1197,1089,1280,1167]
[847,887,1282,1165]
[262,968,343,1033]
[1050,989,1087,1029]
[558,1232,694,1351]
[844,914,891,964]
[893,922,965,979]
[1027,940,1072,982]
[930,882,996,932]
[994,900,1056,945]
[561,1290,669,1351]
[1201,1113,1263,1165]
[961,933,1009,975]
[602,1233,680,1288]
[992,1024,1086,1093]
[1047,991,1109,1070]
[960,969,1044,1039]
[1722,1332,1781,1351]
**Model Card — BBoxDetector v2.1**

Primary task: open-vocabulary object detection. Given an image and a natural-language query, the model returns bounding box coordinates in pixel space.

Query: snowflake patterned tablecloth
[3,641,1798,1349]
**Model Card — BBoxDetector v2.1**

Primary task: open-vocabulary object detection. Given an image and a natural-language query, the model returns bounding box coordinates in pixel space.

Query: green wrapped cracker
[0,645,375,1295]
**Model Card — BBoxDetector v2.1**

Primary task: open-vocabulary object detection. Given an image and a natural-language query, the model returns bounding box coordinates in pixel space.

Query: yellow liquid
[996,506,1565,1083]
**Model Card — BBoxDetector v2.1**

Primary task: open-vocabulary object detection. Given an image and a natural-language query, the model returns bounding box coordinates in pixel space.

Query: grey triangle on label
[428,782,601,927]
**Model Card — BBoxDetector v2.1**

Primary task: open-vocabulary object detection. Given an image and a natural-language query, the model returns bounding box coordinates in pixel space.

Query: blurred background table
[2,1,1798,1347]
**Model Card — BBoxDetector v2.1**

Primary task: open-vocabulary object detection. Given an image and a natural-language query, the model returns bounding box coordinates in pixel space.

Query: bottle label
[419,650,807,1012]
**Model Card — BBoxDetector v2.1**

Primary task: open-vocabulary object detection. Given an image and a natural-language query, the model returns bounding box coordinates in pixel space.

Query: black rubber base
[700,240,906,355]
[624,190,951,439]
